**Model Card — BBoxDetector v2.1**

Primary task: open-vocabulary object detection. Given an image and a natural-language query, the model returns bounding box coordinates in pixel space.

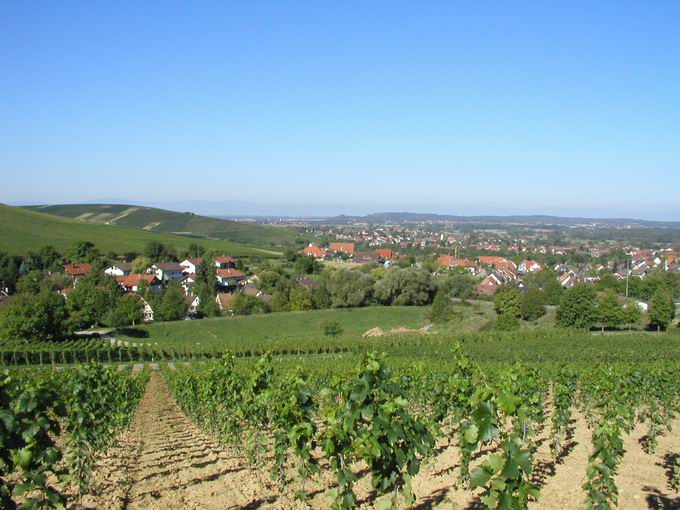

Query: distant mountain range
[11,199,680,227]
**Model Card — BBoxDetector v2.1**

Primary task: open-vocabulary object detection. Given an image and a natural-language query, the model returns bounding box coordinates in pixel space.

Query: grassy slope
[24,204,299,246]
[115,306,432,348]
[0,204,280,257]
[113,303,496,350]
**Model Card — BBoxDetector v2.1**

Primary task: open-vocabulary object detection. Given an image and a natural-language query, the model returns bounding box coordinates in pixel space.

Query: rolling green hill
[0,204,281,257]
[24,203,299,246]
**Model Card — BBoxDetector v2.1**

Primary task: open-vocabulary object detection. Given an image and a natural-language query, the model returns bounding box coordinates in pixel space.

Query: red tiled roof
[63,263,93,277]
[303,246,326,257]
[116,274,157,289]
[478,256,508,266]
[215,256,237,264]
[216,268,245,278]
[452,258,476,268]
[329,242,355,255]
[375,248,396,260]
[436,255,454,267]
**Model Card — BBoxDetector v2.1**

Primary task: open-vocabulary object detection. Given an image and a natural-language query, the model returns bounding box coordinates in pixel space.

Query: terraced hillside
[0,204,281,257]
[24,203,300,246]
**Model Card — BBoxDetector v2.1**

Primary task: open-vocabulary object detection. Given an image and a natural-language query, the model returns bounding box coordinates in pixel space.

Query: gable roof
[296,277,320,290]
[116,273,158,289]
[63,263,93,277]
[153,262,183,272]
[181,257,203,266]
[216,268,245,279]
[303,245,326,257]
[107,262,133,271]
[329,242,355,255]
[215,255,237,265]
[375,248,396,260]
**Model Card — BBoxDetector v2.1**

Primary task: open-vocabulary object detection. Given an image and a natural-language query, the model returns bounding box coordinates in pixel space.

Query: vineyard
[2,338,679,509]
[1,364,147,508]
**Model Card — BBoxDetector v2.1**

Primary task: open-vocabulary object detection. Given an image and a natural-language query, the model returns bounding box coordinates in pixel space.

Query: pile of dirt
[362,324,433,337]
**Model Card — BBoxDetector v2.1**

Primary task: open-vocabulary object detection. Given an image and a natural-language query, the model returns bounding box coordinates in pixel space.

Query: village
[45,233,678,325]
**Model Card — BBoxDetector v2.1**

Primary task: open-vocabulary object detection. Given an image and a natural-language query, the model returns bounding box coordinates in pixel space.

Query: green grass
[23,203,301,246]
[0,204,281,257]
[115,306,433,348]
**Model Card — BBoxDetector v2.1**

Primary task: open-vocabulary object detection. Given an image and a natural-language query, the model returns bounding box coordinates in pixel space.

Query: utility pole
[625,258,630,299]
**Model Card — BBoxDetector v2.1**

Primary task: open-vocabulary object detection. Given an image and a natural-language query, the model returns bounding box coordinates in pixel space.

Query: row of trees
[556,285,675,331]
[229,265,446,316]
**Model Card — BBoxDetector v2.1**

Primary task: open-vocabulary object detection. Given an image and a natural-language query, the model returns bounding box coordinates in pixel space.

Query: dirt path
[81,375,680,509]
[82,372,279,509]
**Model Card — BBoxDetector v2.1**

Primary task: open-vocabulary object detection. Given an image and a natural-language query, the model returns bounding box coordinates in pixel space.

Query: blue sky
[1,1,679,219]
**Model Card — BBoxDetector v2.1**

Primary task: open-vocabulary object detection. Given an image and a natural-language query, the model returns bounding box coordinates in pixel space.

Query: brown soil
[362,325,433,337]
[80,372,279,509]
[81,374,680,509]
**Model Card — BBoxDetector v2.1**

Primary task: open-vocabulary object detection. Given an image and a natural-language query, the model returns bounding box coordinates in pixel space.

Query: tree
[132,256,152,274]
[67,273,122,329]
[543,278,564,306]
[26,245,62,271]
[648,289,675,331]
[520,288,546,321]
[16,270,45,295]
[622,299,643,330]
[269,291,290,312]
[556,284,598,329]
[289,286,313,311]
[374,269,435,306]
[446,273,476,299]
[312,285,331,310]
[65,241,100,264]
[294,255,321,275]
[232,294,270,315]
[257,271,285,294]
[106,294,144,327]
[0,292,69,342]
[326,269,374,308]
[143,240,174,262]
[596,273,619,293]
[156,280,189,321]
[429,287,457,323]
[370,267,386,281]
[597,290,624,332]
[0,251,23,293]
[494,287,522,318]
[194,255,219,317]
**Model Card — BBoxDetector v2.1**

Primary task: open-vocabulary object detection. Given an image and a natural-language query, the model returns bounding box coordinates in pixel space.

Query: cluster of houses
[303,243,398,266]
[62,256,253,322]
[434,255,543,296]
[434,247,679,296]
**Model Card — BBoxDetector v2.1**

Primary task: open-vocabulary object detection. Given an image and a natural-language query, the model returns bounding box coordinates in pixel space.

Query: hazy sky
[2,1,679,218]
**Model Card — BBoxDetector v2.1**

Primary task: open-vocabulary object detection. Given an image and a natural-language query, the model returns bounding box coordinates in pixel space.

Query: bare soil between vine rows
[79,373,680,509]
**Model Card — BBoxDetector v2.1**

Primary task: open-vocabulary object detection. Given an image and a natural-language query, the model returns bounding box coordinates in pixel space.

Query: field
[0,204,281,257]
[23,203,302,246]
[112,303,494,348]
[2,305,680,509]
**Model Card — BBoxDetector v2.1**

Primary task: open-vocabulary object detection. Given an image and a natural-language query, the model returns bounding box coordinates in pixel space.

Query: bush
[520,289,546,321]
[323,320,343,338]
[494,313,520,331]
